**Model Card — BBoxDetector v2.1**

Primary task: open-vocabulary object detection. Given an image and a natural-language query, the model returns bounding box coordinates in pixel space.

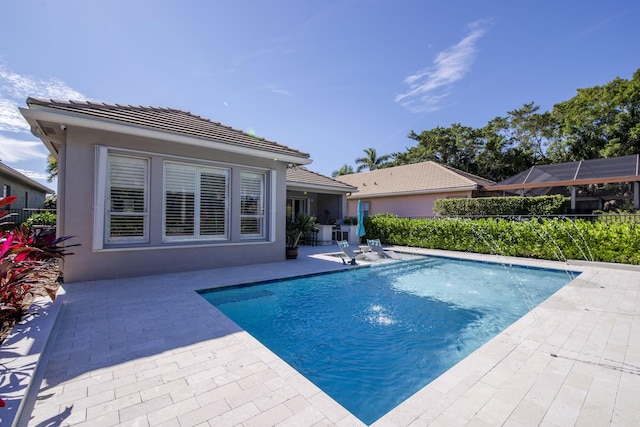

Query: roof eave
[286,182,357,194]
[346,185,480,199]
[20,106,311,166]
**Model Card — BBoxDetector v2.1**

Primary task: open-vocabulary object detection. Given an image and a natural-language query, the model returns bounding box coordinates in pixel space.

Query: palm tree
[46,154,58,182]
[355,148,392,172]
[331,164,354,177]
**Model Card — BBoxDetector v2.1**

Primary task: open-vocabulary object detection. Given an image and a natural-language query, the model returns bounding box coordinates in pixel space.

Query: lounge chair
[366,239,398,259]
[336,240,376,264]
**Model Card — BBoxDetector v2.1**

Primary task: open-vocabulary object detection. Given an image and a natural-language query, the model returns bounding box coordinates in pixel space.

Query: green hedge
[363,215,640,265]
[433,195,570,216]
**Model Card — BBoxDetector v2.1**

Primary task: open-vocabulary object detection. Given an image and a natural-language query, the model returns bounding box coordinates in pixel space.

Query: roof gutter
[20,106,312,166]
[286,182,358,194]
[346,185,480,199]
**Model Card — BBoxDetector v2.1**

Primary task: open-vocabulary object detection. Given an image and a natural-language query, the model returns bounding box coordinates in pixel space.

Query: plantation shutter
[165,163,196,237]
[107,155,148,242]
[199,172,228,236]
[240,172,265,237]
[164,162,229,240]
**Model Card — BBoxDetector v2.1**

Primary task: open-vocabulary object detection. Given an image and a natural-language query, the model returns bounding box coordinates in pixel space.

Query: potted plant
[286,212,317,259]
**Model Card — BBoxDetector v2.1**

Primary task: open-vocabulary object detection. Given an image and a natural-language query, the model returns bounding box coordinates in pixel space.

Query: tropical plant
[355,148,392,172]
[342,216,358,225]
[286,212,317,248]
[46,154,58,182]
[0,196,77,344]
[23,211,57,229]
[0,195,17,230]
[332,164,354,177]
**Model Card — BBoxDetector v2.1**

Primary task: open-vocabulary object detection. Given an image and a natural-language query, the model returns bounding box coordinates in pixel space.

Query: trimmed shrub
[363,214,640,265]
[433,195,570,216]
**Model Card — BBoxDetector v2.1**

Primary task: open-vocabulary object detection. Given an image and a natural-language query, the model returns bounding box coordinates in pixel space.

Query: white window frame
[163,161,229,242]
[94,147,150,248]
[240,171,267,239]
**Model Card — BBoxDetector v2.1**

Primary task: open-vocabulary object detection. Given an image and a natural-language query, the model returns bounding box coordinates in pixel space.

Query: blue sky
[1,0,639,190]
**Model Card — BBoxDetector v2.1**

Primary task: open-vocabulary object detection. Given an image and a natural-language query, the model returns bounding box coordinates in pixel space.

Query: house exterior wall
[0,173,48,210]
[59,126,288,282]
[346,190,473,218]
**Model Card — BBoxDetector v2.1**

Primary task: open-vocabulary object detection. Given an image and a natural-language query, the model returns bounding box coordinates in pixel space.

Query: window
[106,154,149,243]
[240,171,265,238]
[164,162,228,241]
[362,201,370,217]
[2,185,10,198]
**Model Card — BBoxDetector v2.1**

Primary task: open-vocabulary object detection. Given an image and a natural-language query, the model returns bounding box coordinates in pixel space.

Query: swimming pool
[199,256,577,425]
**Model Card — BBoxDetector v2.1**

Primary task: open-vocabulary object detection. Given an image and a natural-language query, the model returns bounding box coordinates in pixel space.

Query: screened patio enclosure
[490,155,640,213]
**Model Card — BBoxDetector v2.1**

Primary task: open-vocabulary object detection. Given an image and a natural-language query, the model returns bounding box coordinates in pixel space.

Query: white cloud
[15,168,50,181]
[0,98,28,133]
[0,64,86,132]
[396,19,489,113]
[268,84,292,96]
[0,134,48,162]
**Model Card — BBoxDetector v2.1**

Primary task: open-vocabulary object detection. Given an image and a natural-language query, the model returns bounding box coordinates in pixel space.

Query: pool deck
[9,246,640,426]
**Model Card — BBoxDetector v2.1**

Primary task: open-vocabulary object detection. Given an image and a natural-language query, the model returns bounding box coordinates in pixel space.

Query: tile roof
[24,98,310,162]
[286,167,357,192]
[334,161,494,198]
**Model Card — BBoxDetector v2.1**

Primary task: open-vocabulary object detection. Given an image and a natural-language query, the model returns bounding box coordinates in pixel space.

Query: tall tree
[355,148,392,172]
[502,102,555,163]
[332,164,354,177]
[394,124,483,173]
[549,68,640,162]
[474,103,557,181]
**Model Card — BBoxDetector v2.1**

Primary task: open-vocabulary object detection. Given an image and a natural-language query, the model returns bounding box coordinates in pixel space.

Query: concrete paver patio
[9,246,640,426]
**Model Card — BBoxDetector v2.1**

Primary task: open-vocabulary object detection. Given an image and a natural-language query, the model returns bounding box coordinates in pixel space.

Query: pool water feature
[199,256,577,425]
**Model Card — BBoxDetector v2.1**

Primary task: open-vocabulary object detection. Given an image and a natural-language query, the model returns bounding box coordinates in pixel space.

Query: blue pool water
[199,256,577,425]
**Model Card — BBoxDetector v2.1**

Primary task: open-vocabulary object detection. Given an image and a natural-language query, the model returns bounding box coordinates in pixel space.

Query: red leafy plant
[0,196,77,344]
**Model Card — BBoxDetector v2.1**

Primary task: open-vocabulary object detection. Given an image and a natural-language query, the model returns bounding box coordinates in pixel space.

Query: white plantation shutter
[240,172,265,237]
[165,163,196,237]
[107,155,149,242]
[164,162,228,240]
[200,172,227,236]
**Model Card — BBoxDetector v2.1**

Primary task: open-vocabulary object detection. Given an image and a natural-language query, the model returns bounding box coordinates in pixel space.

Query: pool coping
[9,246,640,426]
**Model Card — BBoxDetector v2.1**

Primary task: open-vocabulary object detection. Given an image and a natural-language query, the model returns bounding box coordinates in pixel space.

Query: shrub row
[433,195,570,216]
[364,215,640,265]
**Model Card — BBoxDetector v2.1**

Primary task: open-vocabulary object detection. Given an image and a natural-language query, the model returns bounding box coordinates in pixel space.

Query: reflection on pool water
[199,256,577,425]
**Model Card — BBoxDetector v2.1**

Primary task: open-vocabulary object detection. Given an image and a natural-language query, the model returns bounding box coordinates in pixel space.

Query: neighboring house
[20,98,310,282]
[335,161,496,218]
[0,161,54,223]
[490,154,640,213]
